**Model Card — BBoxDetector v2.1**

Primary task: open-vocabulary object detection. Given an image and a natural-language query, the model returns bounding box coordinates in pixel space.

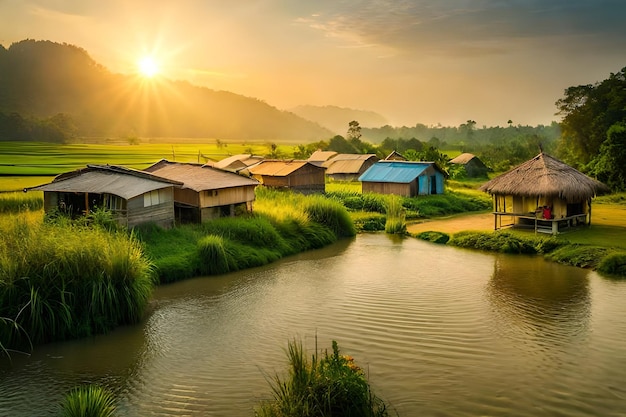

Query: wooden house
[247,160,325,194]
[449,153,489,178]
[479,152,610,234]
[323,154,379,181]
[144,160,259,223]
[358,160,445,197]
[30,164,182,228]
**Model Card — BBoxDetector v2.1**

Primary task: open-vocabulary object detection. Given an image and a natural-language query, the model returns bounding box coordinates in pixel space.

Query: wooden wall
[199,185,256,208]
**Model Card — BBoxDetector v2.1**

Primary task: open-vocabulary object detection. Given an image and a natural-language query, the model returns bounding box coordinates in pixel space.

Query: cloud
[294,0,626,57]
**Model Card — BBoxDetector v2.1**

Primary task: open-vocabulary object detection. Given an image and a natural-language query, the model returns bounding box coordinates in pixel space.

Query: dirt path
[406,211,494,235]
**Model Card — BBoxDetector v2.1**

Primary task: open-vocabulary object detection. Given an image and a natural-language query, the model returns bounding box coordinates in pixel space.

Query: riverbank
[407,203,626,276]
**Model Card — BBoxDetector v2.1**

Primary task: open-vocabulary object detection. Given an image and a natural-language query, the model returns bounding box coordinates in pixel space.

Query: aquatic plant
[60,384,116,417]
[384,195,407,235]
[256,339,389,417]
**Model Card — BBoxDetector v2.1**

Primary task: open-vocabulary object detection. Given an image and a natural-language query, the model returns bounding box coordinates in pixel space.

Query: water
[2,233,626,416]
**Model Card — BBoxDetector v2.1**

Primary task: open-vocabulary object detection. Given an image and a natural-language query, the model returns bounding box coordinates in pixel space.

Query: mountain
[0,40,333,142]
[289,105,389,134]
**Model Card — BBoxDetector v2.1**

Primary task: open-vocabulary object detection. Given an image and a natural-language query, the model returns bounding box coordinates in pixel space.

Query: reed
[256,339,389,417]
[60,384,116,417]
[384,195,407,235]
[0,214,154,351]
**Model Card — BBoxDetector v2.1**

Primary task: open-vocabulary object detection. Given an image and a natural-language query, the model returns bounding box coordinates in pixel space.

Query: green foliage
[597,252,626,277]
[351,213,386,232]
[545,245,612,269]
[587,122,626,191]
[60,384,116,417]
[449,231,564,254]
[556,66,626,167]
[256,339,389,417]
[139,189,354,283]
[415,231,450,244]
[0,216,154,351]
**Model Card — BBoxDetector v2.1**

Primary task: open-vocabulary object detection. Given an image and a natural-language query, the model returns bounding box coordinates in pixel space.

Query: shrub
[256,339,389,417]
[384,195,406,235]
[545,245,611,269]
[449,231,563,254]
[597,252,626,277]
[416,231,450,244]
[60,384,116,417]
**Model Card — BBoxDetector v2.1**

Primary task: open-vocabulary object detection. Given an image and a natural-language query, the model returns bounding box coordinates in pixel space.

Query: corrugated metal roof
[248,160,314,176]
[31,165,181,199]
[145,160,259,191]
[215,154,264,169]
[308,150,337,162]
[449,153,477,164]
[358,161,435,183]
[325,159,369,175]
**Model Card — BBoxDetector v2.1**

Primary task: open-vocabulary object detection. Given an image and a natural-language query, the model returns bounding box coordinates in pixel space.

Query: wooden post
[85,193,90,215]
[552,220,558,235]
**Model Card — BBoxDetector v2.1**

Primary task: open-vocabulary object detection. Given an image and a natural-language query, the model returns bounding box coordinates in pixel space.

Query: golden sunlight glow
[138,56,159,77]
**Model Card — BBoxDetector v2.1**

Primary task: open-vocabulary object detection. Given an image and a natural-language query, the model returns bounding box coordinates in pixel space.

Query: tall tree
[556,67,626,167]
[587,123,626,190]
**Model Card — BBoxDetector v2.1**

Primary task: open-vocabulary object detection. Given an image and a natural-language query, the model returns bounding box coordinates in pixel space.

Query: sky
[1,0,625,127]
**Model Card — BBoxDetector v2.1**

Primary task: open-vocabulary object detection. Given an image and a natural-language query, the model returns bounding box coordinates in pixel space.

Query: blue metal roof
[358,161,434,183]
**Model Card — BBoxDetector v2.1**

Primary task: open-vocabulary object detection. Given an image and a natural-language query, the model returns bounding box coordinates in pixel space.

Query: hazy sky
[1,0,625,127]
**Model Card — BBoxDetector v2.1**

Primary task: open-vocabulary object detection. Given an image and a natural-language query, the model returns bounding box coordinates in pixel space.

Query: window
[144,189,163,207]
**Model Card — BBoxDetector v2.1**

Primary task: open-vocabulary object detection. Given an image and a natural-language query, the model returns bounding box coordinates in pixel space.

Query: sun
[137,56,160,77]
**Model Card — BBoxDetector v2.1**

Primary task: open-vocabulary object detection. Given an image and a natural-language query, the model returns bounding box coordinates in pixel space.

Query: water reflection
[487,254,591,343]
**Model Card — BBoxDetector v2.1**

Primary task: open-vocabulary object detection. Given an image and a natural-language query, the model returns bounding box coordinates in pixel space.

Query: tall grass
[0,191,43,213]
[256,339,389,417]
[384,195,406,235]
[0,213,154,353]
[138,188,355,282]
[60,384,116,417]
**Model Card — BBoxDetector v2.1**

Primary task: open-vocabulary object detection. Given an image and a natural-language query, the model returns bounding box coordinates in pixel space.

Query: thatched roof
[479,153,610,201]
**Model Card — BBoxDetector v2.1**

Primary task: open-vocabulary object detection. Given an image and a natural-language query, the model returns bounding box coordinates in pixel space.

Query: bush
[416,231,450,244]
[597,252,626,276]
[449,231,564,254]
[60,384,116,417]
[197,235,231,275]
[546,245,613,269]
[256,339,389,417]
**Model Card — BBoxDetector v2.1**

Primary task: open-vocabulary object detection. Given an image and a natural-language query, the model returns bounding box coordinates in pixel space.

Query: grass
[0,190,43,212]
[137,188,355,283]
[0,212,155,354]
[60,384,117,417]
[256,339,389,417]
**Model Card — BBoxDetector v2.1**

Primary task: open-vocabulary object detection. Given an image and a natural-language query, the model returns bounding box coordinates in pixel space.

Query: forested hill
[0,40,333,142]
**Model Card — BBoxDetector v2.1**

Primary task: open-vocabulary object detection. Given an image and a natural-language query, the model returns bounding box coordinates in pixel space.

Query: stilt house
[144,160,259,223]
[479,152,610,234]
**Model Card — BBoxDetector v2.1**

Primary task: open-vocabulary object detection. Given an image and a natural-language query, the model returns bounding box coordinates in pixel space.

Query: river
[2,233,626,416]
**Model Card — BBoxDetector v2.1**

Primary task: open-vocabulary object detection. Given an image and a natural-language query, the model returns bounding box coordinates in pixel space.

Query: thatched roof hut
[480,153,609,234]
[479,153,609,201]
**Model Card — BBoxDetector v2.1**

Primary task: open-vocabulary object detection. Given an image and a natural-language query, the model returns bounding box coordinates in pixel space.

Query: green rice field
[0,141,280,177]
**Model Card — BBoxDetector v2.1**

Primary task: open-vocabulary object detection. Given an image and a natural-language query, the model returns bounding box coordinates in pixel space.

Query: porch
[492,212,589,235]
